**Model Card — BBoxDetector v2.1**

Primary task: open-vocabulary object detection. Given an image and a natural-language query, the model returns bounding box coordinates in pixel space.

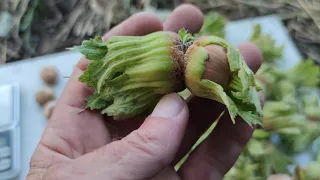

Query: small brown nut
[44,100,57,120]
[203,44,230,89]
[36,88,54,106]
[41,66,58,85]
[267,174,292,180]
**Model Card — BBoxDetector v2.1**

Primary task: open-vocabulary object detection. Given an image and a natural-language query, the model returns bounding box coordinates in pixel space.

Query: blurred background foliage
[0,0,319,63]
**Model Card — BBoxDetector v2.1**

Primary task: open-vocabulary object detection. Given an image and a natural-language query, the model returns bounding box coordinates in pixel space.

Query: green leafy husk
[257,60,320,101]
[293,163,320,180]
[225,138,293,179]
[250,24,284,64]
[284,59,320,88]
[178,12,227,100]
[224,154,259,180]
[184,35,263,126]
[71,29,263,124]
[70,31,185,120]
[227,20,320,179]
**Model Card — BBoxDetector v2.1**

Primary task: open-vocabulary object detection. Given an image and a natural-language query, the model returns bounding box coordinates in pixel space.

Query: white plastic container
[0,83,21,180]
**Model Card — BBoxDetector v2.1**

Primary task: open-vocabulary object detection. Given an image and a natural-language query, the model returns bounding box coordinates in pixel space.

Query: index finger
[103,12,163,41]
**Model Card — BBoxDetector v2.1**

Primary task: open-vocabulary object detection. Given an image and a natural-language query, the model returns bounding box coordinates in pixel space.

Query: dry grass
[0,0,319,63]
[0,0,128,62]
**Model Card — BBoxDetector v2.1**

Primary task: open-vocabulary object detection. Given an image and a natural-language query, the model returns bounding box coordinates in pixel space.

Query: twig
[1,0,10,11]
[72,10,95,37]
[234,0,285,9]
[7,0,30,57]
[9,0,21,12]
[55,0,87,41]
[6,41,20,58]
[44,0,63,27]
[297,0,320,31]
[104,0,117,31]
[12,0,31,29]
[143,0,150,9]
[0,40,7,63]
[81,11,95,37]
[277,9,307,20]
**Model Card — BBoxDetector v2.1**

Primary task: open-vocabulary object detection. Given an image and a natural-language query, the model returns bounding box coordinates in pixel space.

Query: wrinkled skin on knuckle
[27,146,57,180]
[123,129,169,166]
[26,167,44,180]
[27,158,46,180]
[41,162,74,180]
[125,130,161,157]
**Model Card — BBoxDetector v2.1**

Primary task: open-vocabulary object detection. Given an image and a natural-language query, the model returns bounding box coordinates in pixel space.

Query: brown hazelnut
[43,100,57,120]
[203,44,230,89]
[36,88,54,106]
[41,66,58,85]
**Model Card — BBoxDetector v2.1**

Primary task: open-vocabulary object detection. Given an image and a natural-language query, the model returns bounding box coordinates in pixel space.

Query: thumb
[57,93,189,180]
[113,93,189,179]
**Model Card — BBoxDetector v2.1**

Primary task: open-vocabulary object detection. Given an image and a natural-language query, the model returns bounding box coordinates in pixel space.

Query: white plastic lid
[0,83,20,179]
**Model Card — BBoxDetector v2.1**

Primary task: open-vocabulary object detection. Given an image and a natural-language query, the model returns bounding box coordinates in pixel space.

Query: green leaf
[262,100,306,133]
[275,127,302,135]
[301,93,319,108]
[199,12,226,38]
[263,100,297,118]
[69,36,108,61]
[252,129,270,139]
[249,24,284,64]
[251,23,261,39]
[263,144,293,175]
[178,28,194,44]
[225,154,260,180]
[247,139,265,157]
[304,107,320,120]
[178,89,192,99]
[174,114,222,171]
[79,59,104,87]
[305,162,320,179]
[86,92,109,110]
[292,123,320,153]
[317,140,320,161]
[284,59,320,88]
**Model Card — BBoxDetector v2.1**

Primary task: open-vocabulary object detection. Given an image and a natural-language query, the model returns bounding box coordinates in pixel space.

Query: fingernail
[102,35,108,42]
[151,93,184,118]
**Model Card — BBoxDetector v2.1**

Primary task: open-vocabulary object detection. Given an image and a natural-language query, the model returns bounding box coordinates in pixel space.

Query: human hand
[27,4,262,180]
